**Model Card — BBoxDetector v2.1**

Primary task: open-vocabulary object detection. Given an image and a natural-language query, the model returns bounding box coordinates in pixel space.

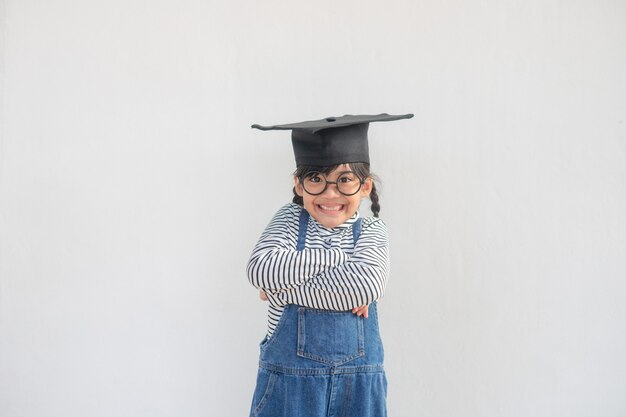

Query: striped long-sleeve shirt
[247,203,390,336]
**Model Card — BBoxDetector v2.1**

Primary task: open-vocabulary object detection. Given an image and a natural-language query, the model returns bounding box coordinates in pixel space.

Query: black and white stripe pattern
[247,203,390,336]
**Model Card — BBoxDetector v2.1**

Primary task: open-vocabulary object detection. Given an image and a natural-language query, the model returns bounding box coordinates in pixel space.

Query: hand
[259,290,268,301]
[351,305,369,318]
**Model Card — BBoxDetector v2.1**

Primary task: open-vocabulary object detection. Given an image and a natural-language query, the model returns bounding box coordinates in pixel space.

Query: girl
[247,113,413,417]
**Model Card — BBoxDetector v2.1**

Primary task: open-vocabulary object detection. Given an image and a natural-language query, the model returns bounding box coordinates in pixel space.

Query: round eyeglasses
[299,171,364,196]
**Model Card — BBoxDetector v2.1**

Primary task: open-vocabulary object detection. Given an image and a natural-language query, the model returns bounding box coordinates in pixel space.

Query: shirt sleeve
[264,218,390,311]
[247,205,347,292]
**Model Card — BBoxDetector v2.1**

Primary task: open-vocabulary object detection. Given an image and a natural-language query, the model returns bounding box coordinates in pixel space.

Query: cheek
[301,193,315,207]
[349,196,363,209]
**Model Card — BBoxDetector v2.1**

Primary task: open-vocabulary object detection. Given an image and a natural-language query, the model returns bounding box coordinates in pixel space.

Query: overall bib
[249,211,387,417]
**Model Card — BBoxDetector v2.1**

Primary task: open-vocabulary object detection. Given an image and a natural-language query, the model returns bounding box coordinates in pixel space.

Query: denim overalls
[249,210,387,417]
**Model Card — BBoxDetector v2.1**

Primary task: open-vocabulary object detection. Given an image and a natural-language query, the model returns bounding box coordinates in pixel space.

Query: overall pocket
[297,308,365,366]
[251,369,277,417]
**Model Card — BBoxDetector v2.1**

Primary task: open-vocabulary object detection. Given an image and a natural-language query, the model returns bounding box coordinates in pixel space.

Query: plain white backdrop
[1,1,625,416]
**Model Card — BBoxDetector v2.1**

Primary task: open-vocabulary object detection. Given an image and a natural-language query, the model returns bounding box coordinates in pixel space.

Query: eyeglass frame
[297,170,365,196]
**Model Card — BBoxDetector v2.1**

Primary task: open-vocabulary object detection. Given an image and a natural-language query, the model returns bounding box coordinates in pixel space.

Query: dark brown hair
[292,162,381,217]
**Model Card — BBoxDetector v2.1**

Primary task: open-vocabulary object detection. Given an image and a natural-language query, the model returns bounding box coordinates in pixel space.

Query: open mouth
[317,204,345,214]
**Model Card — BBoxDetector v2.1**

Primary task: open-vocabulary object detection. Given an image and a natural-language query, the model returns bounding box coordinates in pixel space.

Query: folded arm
[264,219,390,311]
[247,206,347,291]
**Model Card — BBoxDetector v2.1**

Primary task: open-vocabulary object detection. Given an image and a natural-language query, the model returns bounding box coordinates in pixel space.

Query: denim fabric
[249,303,387,417]
[250,209,387,416]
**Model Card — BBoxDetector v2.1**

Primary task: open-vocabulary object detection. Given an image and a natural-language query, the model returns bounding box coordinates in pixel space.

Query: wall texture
[1,1,625,416]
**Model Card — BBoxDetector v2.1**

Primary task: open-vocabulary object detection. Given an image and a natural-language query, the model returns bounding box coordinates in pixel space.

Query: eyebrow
[305,170,354,177]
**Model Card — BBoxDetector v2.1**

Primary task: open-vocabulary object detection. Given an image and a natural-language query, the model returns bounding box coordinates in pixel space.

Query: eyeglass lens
[301,172,362,196]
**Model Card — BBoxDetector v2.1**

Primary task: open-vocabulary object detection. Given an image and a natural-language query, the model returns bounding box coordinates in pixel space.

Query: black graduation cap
[252,113,413,167]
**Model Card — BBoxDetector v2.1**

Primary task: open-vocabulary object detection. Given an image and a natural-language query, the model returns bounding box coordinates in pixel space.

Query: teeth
[320,205,342,211]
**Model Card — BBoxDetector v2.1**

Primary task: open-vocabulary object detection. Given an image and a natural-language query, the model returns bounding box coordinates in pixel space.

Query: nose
[321,181,341,197]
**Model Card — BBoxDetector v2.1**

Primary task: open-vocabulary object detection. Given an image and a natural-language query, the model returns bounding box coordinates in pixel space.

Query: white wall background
[1,1,625,416]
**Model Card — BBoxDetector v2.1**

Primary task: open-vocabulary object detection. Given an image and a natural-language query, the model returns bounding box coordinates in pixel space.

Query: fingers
[259,290,268,301]
[352,306,366,316]
[351,305,369,318]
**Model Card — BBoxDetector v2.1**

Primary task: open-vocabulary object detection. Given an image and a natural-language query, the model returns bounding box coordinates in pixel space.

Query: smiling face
[294,164,372,228]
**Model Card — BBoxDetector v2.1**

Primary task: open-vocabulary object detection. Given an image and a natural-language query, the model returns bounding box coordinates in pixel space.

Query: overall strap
[296,209,309,251]
[352,217,363,245]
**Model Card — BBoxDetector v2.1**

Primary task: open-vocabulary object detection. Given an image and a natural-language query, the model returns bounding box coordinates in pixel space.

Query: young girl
[247,113,413,417]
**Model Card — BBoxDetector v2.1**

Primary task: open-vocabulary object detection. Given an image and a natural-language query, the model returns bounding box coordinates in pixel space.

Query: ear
[294,176,304,197]
[360,177,372,198]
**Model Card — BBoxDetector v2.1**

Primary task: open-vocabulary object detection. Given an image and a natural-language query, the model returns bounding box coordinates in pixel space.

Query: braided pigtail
[369,181,381,217]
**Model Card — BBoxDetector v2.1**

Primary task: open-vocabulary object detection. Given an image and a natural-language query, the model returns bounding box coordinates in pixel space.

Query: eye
[338,173,357,183]
[306,173,323,183]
